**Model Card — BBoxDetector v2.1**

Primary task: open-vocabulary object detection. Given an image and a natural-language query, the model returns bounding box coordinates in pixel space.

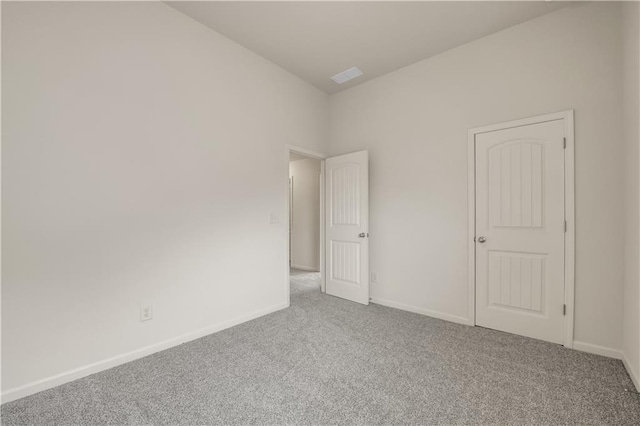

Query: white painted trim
[467,110,575,348]
[572,341,622,360]
[319,160,326,294]
[562,111,576,349]
[286,145,327,161]
[622,354,640,391]
[285,145,327,303]
[467,130,476,327]
[468,110,575,136]
[290,264,320,272]
[370,297,472,326]
[1,302,288,404]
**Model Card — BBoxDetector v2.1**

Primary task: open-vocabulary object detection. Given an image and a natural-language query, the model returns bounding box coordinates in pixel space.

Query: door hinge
[564,220,567,232]
[563,304,567,315]
[563,137,567,149]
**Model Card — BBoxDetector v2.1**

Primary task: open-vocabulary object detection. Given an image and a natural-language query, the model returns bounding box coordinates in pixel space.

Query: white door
[325,150,369,305]
[475,119,565,344]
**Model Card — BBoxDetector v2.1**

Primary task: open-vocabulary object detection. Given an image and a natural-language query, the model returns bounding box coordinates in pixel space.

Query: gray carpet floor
[2,268,640,425]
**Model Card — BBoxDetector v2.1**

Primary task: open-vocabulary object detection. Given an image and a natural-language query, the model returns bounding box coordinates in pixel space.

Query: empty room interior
[2,0,640,424]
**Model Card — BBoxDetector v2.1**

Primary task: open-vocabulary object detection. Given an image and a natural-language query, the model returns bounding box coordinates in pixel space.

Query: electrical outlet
[140,304,153,322]
[371,272,377,283]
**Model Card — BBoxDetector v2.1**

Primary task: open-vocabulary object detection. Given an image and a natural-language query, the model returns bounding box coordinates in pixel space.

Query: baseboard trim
[622,354,640,391]
[370,297,471,326]
[290,264,319,272]
[1,302,288,404]
[572,341,622,359]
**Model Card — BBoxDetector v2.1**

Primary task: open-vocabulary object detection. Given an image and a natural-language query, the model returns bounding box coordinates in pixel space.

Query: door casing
[467,110,575,348]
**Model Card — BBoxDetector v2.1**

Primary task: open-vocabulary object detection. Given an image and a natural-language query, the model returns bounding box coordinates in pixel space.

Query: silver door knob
[477,236,486,243]
[358,233,367,238]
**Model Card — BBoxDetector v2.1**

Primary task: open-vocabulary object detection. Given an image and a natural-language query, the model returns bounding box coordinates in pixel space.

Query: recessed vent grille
[330,67,363,84]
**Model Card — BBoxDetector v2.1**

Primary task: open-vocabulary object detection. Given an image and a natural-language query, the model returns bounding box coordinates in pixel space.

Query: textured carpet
[2,269,640,425]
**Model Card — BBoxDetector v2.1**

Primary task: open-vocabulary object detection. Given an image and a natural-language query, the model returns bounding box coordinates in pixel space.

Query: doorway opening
[285,146,370,307]
[286,146,327,306]
[289,152,322,299]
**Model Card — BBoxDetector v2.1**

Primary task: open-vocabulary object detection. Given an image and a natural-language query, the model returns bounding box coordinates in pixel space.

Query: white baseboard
[572,341,622,359]
[370,299,626,363]
[370,297,471,326]
[1,302,288,404]
[622,354,640,391]
[290,264,319,272]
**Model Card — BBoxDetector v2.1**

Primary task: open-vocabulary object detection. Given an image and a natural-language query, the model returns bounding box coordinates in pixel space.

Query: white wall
[289,158,321,271]
[622,2,640,389]
[1,1,328,398]
[329,3,625,352]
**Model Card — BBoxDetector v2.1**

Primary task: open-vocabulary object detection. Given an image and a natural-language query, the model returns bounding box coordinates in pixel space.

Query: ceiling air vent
[330,67,363,84]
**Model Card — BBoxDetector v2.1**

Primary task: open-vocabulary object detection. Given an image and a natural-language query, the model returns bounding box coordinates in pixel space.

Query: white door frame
[467,110,575,348]
[285,145,327,306]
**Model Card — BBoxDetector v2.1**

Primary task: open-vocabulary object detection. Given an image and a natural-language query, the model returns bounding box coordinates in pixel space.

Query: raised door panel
[488,142,544,229]
[330,164,360,227]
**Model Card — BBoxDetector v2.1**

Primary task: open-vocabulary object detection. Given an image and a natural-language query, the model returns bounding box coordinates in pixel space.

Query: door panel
[475,119,565,344]
[325,151,369,305]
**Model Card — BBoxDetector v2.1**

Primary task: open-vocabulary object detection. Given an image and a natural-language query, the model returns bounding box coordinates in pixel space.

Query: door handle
[477,236,486,243]
[358,233,368,238]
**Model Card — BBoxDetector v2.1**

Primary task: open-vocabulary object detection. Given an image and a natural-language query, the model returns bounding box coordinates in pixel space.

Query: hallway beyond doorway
[290,268,321,297]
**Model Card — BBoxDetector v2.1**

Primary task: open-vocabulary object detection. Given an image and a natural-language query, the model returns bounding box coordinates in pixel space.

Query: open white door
[325,150,369,305]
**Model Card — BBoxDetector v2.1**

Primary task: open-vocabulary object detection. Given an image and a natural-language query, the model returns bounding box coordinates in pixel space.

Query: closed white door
[475,119,565,344]
[325,150,369,305]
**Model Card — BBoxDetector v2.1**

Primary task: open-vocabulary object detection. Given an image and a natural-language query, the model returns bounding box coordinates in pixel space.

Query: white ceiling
[167,1,568,94]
